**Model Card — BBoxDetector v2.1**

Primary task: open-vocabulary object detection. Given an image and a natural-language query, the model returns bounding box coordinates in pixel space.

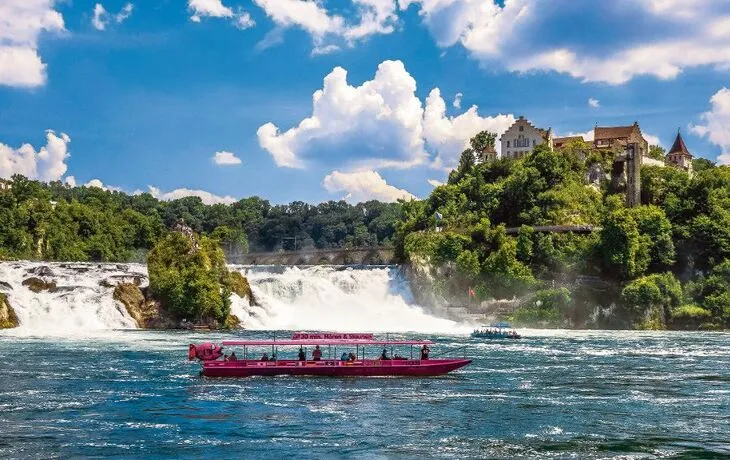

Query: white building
[500,116,553,159]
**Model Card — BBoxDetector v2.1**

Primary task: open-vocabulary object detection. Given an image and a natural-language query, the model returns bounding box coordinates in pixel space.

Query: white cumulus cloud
[0,0,65,87]
[427,178,444,187]
[0,130,71,182]
[691,88,730,164]
[258,59,516,172]
[188,0,254,29]
[588,97,600,108]
[143,186,237,205]
[252,0,397,51]
[401,0,730,85]
[453,92,463,109]
[323,170,416,203]
[212,151,242,165]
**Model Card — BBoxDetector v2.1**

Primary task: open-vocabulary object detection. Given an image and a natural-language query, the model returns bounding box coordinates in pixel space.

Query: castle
[476,117,696,207]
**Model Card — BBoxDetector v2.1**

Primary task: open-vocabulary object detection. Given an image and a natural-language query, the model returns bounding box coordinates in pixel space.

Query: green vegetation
[396,131,730,329]
[0,174,403,262]
[147,232,232,325]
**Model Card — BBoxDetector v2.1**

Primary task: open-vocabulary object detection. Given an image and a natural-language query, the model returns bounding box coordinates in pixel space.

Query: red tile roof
[667,132,692,157]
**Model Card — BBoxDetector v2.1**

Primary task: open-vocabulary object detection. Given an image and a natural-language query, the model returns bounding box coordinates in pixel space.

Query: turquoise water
[0,330,728,459]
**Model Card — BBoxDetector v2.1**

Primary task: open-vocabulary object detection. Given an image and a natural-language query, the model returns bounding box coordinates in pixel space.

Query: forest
[0,175,403,262]
[394,134,730,330]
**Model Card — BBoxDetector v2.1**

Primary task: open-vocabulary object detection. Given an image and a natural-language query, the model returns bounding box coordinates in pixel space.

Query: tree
[147,232,232,324]
[470,130,496,153]
[598,209,650,279]
[648,145,666,161]
[692,157,715,173]
[621,273,682,329]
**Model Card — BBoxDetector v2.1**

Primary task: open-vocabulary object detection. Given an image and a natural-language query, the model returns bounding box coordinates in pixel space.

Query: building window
[519,126,524,132]
[532,139,536,147]
[507,141,510,148]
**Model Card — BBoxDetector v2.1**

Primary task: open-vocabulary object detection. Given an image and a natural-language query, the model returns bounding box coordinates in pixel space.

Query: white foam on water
[0,262,142,336]
[235,265,465,333]
[0,262,465,336]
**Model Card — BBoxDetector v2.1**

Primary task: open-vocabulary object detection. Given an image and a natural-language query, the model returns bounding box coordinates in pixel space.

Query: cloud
[92,4,108,30]
[453,92,463,109]
[402,0,730,85]
[142,186,237,205]
[691,88,730,164]
[212,150,242,165]
[258,59,516,172]
[427,178,444,187]
[82,178,123,192]
[322,170,416,203]
[0,0,65,87]
[115,3,134,23]
[188,0,254,28]
[423,88,515,168]
[588,97,600,108]
[252,0,397,51]
[644,133,662,147]
[0,130,71,182]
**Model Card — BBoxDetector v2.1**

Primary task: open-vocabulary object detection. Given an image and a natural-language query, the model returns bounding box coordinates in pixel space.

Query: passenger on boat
[348,352,356,362]
[380,348,390,360]
[341,352,349,361]
[261,353,269,362]
[312,345,322,361]
[298,347,306,361]
[228,351,237,361]
[421,344,430,360]
[270,352,277,361]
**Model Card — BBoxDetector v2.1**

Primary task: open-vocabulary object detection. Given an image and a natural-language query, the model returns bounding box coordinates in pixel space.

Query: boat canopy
[222,332,433,347]
[222,339,434,346]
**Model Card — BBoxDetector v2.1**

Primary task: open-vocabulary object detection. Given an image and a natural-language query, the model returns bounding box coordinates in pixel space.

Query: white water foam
[0,262,142,336]
[0,262,464,336]
[233,265,465,333]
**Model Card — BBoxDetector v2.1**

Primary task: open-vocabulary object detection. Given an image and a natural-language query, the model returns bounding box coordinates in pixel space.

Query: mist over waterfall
[232,266,464,333]
[0,262,463,335]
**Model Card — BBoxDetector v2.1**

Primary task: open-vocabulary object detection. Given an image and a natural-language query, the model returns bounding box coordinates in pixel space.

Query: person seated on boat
[421,344,430,360]
[298,347,306,361]
[348,352,356,362]
[380,348,390,360]
[261,353,269,362]
[341,352,349,361]
[312,345,322,361]
[270,352,276,361]
[227,351,237,362]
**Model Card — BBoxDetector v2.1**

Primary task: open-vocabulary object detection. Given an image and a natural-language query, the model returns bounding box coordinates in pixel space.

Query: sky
[1,0,730,205]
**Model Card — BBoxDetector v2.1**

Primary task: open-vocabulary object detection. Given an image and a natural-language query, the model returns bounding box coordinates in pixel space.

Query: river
[0,330,728,458]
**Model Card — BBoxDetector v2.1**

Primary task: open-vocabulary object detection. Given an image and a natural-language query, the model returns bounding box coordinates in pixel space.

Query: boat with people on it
[188,332,471,377]
[471,322,522,339]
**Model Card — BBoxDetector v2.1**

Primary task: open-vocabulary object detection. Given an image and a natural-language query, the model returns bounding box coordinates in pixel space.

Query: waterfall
[0,262,464,335]
[233,265,464,333]
[0,262,142,335]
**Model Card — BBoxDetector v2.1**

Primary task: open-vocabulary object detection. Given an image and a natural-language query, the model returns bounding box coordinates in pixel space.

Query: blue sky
[1,0,730,204]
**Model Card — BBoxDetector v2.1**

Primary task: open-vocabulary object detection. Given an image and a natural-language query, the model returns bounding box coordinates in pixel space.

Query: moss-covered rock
[224,314,241,329]
[22,277,56,293]
[113,283,176,329]
[228,271,258,306]
[0,293,19,329]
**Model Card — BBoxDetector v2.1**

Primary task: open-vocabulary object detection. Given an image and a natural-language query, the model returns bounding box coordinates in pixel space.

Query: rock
[99,275,146,288]
[224,314,241,329]
[113,283,176,329]
[22,277,57,293]
[48,286,80,294]
[228,272,259,306]
[28,266,54,277]
[0,281,12,292]
[0,293,19,329]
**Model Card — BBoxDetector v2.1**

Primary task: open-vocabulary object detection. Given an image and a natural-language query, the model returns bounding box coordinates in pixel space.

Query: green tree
[147,232,232,324]
[648,145,666,161]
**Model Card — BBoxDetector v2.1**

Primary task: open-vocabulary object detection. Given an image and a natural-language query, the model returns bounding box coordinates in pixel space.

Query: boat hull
[201,359,471,378]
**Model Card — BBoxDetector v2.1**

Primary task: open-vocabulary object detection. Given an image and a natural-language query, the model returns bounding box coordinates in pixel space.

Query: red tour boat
[189,332,471,377]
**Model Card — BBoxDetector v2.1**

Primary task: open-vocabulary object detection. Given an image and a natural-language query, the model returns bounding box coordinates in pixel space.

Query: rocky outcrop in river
[0,293,19,329]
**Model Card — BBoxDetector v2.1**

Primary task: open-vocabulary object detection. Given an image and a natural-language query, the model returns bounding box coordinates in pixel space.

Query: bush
[147,232,231,324]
